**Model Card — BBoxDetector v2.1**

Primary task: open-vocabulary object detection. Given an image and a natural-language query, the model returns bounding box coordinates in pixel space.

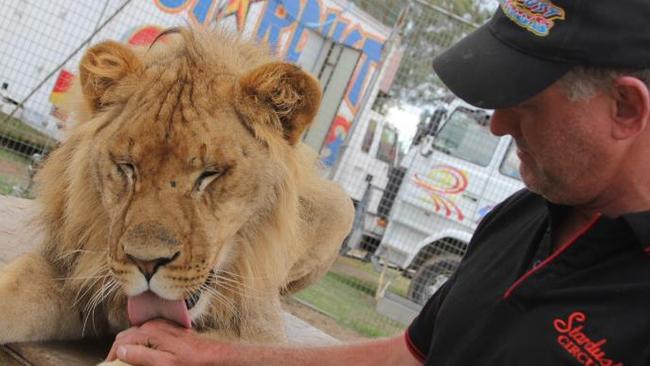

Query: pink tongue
[127,291,192,328]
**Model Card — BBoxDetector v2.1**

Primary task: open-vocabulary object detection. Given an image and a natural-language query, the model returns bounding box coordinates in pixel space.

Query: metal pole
[87,0,113,48]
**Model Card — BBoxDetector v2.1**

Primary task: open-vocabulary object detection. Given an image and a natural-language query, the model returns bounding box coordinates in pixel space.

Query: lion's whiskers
[72,264,111,307]
[209,272,276,300]
[213,269,266,281]
[56,274,108,281]
[199,283,238,317]
[212,269,276,293]
[55,248,101,259]
[81,277,120,337]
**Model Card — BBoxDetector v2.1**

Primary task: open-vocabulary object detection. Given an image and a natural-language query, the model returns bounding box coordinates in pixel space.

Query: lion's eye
[116,163,135,183]
[195,169,222,192]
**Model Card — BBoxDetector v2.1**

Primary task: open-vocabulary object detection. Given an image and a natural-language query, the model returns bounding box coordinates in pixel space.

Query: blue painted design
[342,28,362,47]
[321,12,338,37]
[285,0,320,62]
[256,0,301,52]
[158,0,190,10]
[347,37,382,106]
[191,0,213,23]
[331,20,347,41]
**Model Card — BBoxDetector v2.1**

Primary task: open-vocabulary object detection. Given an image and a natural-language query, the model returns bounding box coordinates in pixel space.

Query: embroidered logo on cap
[500,0,565,37]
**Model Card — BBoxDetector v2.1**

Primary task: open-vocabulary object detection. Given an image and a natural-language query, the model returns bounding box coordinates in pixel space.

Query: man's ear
[611,76,650,140]
[79,41,142,114]
[235,62,321,145]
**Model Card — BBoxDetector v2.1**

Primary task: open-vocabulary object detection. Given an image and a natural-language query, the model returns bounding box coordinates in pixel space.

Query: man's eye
[195,170,222,192]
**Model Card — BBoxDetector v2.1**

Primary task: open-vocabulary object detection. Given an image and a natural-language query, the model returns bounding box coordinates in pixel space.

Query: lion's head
[36,28,330,334]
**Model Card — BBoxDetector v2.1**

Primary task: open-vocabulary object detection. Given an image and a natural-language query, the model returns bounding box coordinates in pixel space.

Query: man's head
[433,1,650,213]
[434,0,650,109]
[490,70,650,208]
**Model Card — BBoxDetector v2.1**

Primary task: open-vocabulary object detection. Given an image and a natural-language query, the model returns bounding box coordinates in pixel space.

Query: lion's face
[73,29,321,325]
[97,107,275,316]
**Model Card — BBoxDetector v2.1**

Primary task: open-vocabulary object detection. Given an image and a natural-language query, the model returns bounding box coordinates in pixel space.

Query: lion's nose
[126,252,180,281]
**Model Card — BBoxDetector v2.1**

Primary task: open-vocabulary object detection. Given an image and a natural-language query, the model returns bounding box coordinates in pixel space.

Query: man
[106,1,650,364]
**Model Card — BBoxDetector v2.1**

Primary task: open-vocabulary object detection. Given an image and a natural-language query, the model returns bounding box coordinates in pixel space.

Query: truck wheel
[407,256,460,305]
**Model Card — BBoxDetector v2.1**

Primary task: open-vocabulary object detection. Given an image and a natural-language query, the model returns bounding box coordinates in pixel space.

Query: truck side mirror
[427,109,447,137]
[419,135,434,157]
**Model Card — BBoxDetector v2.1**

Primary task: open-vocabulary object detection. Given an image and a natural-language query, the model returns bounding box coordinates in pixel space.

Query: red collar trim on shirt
[503,213,601,299]
[404,330,427,362]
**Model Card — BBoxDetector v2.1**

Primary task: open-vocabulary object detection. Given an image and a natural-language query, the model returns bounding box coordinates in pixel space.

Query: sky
[386,104,423,147]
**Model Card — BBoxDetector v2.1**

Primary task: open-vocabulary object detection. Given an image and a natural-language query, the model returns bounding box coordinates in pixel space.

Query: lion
[0,27,354,364]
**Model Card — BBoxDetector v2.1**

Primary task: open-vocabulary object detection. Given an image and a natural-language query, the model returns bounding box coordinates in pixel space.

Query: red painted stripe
[503,214,601,299]
[404,330,426,363]
[645,246,650,255]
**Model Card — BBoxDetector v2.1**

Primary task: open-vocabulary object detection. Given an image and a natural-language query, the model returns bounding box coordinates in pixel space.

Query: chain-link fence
[0,0,519,340]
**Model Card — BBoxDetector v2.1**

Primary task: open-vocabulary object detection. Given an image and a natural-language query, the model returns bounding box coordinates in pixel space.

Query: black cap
[433,0,650,109]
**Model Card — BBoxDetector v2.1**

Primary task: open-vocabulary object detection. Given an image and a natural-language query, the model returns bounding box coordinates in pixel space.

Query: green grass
[334,256,411,298]
[294,269,407,338]
[0,147,31,196]
[0,112,57,151]
[0,147,30,165]
[0,112,53,198]
[0,174,16,195]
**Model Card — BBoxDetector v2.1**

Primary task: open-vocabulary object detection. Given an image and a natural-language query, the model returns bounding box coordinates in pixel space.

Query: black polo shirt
[406,189,650,365]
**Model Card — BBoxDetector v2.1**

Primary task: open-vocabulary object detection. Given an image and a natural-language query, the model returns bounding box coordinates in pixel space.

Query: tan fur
[0,28,353,359]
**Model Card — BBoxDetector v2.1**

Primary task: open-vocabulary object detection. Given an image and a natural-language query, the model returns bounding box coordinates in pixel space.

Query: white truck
[346,100,524,304]
[332,105,402,258]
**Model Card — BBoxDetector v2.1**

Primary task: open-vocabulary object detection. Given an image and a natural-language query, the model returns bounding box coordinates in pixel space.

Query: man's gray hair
[560,67,650,101]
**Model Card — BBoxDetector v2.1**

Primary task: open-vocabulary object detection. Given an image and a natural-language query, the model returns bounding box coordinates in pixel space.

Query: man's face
[490,81,620,206]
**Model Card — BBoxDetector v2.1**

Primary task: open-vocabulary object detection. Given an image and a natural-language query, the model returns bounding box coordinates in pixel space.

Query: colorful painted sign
[412,165,469,221]
[218,0,262,31]
[121,25,164,45]
[49,69,74,123]
[154,0,262,30]
[49,69,74,106]
[152,0,387,167]
[322,116,350,166]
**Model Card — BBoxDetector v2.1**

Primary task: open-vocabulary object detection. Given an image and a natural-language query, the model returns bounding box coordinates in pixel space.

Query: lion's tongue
[127,291,192,328]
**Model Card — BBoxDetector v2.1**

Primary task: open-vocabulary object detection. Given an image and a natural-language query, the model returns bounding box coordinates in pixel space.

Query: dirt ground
[281,297,368,342]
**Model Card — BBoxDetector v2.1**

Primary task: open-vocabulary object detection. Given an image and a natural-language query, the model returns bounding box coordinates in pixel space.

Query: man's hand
[105,319,228,366]
[106,319,422,366]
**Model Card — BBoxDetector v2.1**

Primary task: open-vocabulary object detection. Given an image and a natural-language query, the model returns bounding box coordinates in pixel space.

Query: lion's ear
[236,62,321,145]
[79,41,142,114]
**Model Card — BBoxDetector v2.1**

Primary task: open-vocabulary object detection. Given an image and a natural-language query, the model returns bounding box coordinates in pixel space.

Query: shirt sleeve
[405,190,532,361]
[405,274,455,362]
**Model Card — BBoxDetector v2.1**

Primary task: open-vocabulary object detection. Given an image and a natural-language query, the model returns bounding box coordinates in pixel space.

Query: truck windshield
[376,125,398,164]
[432,107,499,167]
[500,141,522,180]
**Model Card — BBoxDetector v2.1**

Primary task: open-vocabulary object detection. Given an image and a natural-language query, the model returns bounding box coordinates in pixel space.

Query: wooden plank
[8,340,112,366]
[0,345,31,366]
[0,195,41,266]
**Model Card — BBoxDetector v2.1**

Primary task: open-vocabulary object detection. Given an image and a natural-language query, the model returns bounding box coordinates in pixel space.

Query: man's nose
[490,109,518,137]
